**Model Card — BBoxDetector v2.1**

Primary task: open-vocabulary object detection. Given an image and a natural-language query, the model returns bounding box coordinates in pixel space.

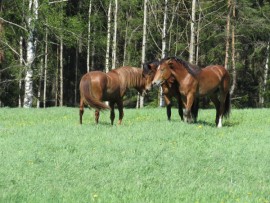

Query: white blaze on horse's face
[152,65,163,86]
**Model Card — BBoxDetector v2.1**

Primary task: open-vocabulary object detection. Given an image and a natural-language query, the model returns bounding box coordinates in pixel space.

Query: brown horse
[79,66,153,125]
[152,57,231,127]
[143,60,199,122]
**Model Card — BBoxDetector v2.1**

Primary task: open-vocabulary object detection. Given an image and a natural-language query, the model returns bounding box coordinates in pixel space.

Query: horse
[79,66,154,125]
[143,60,199,122]
[151,57,231,127]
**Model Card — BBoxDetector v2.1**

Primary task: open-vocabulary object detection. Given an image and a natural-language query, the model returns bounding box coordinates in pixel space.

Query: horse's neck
[172,64,188,83]
[126,69,144,88]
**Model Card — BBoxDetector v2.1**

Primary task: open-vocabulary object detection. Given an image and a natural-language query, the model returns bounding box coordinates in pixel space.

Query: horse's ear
[166,59,174,69]
[149,63,158,72]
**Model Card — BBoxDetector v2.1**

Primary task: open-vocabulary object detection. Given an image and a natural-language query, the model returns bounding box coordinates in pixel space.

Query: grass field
[0,107,270,202]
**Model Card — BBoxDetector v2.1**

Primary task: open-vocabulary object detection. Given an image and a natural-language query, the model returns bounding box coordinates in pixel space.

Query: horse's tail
[79,77,110,111]
[223,92,231,118]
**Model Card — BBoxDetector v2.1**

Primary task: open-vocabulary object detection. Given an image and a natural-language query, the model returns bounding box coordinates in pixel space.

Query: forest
[0,0,270,108]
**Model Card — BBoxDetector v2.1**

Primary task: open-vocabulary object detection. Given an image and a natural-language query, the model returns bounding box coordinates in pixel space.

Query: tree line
[0,0,270,108]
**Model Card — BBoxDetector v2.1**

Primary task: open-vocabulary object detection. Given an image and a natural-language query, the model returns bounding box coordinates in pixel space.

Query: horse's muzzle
[152,80,163,87]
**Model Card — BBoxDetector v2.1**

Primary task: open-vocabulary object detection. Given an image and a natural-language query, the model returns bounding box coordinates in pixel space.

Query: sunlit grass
[0,107,270,202]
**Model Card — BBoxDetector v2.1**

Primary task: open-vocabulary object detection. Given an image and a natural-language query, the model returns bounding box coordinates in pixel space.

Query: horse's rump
[80,72,110,110]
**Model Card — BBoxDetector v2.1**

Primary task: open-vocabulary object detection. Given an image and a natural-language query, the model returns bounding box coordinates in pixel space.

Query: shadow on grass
[195,119,240,127]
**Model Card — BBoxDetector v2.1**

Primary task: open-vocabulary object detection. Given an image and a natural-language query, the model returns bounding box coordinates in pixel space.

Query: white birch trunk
[230,1,236,95]
[87,0,92,72]
[23,0,38,108]
[159,0,168,107]
[43,25,48,108]
[224,0,231,70]
[137,0,148,108]
[55,46,59,106]
[19,36,23,107]
[189,0,196,64]
[105,0,112,73]
[37,58,43,108]
[259,41,270,106]
[59,36,63,106]
[112,0,118,70]
[195,2,202,65]
[75,47,78,105]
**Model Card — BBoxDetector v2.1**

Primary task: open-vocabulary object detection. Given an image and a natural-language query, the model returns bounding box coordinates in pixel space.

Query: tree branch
[0,39,26,65]
[0,17,27,32]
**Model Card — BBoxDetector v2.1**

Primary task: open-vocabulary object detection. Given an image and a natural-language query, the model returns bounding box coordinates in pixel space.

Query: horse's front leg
[184,93,195,123]
[79,98,84,124]
[117,100,124,125]
[164,95,172,121]
[95,110,100,124]
[176,94,184,121]
[109,101,115,125]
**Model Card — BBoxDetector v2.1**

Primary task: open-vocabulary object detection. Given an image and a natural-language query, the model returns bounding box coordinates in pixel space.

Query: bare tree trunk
[122,12,129,67]
[230,0,236,95]
[159,0,168,107]
[37,58,43,108]
[224,0,231,70]
[105,0,112,73]
[91,28,95,69]
[259,41,270,107]
[19,36,23,107]
[59,36,63,106]
[189,0,196,64]
[43,25,48,108]
[74,46,78,105]
[23,0,38,108]
[137,0,148,108]
[112,0,118,70]
[195,2,202,65]
[55,45,59,107]
[87,0,92,72]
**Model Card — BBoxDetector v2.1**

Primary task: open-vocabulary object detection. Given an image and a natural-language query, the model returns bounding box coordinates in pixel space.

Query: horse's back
[198,65,230,95]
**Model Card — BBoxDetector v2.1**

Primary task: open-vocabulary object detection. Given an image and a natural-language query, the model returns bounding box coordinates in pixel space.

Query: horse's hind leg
[117,100,124,125]
[164,95,172,121]
[176,95,184,121]
[95,110,100,124]
[166,104,172,121]
[109,102,115,125]
[79,99,84,124]
[210,95,220,127]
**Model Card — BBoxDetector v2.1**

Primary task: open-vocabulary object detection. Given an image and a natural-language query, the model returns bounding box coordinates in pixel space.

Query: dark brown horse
[152,57,231,127]
[143,60,199,122]
[79,66,153,125]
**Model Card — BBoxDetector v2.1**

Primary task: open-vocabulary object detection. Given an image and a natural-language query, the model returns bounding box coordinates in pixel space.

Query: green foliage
[1,0,270,107]
[0,107,270,202]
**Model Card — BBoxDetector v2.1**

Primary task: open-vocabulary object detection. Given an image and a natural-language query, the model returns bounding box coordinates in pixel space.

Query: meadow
[0,107,270,202]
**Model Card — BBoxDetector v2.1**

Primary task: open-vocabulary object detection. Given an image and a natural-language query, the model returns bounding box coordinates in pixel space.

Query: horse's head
[152,59,174,86]
[142,60,159,93]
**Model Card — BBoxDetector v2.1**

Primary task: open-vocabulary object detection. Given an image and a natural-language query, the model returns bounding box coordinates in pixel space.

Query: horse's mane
[114,66,143,88]
[161,56,201,76]
[143,59,160,74]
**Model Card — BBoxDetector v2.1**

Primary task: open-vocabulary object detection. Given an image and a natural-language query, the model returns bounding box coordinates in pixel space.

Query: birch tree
[189,0,196,64]
[43,25,48,108]
[23,0,38,108]
[230,0,236,95]
[224,0,231,70]
[59,36,63,106]
[112,0,118,70]
[259,41,269,107]
[105,0,112,73]
[87,0,92,72]
[137,0,148,108]
[159,0,168,107]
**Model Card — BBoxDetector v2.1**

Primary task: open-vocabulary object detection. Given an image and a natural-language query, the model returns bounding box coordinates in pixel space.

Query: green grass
[0,107,270,202]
